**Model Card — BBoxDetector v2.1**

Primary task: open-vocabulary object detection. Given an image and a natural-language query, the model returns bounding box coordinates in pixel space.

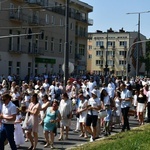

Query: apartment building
[87,28,146,77]
[0,0,93,79]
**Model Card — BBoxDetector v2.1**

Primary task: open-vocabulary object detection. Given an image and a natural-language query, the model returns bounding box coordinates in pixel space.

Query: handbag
[53,110,58,136]
[98,110,107,118]
[22,112,33,130]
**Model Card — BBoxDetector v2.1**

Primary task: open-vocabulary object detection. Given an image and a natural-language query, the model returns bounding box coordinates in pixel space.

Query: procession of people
[0,73,150,149]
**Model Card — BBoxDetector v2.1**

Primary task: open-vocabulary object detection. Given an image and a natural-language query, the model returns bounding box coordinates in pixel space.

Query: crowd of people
[0,74,150,150]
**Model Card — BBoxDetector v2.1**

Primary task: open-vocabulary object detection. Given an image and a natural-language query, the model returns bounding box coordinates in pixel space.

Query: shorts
[86,114,98,127]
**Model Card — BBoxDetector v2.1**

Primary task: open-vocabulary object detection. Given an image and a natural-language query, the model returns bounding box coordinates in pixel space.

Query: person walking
[58,93,72,140]
[43,100,61,149]
[86,89,101,142]
[0,93,17,150]
[119,83,132,132]
[26,93,40,150]
[137,89,147,125]
[77,93,88,138]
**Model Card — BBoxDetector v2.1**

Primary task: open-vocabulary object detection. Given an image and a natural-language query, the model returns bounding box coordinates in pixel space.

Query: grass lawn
[71,124,150,150]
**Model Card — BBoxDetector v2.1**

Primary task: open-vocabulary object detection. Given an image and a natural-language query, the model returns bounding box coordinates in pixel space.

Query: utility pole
[127,11,150,77]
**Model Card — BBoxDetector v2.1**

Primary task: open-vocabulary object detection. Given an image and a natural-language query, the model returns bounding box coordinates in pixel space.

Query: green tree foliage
[139,40,150,76]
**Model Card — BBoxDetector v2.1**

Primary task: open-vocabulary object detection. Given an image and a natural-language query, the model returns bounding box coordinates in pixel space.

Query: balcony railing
[9,11,23,22]
[75,30,87,38]
[8,44,44,55]
[8,44,27,53]
[28,16,45,26]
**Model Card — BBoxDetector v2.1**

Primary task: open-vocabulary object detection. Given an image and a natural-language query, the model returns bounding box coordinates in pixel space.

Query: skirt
[137,103,145,113]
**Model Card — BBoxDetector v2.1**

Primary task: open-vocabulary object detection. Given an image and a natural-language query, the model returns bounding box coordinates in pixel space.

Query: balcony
[69,11,93,25]
[8,44,27,54]
[88,18,93,26]
[75,30,87,38]
[28,45,44,55]
[51,6,65,15]
[9,11,23,22]
[28,15,45,26]
[100,46,105,49]
[108,55,115,60]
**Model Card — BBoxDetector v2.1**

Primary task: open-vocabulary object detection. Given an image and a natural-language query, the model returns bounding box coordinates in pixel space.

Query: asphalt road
[5,116,140,150]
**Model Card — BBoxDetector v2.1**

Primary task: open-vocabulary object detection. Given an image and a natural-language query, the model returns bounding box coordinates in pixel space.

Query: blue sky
[81,0,150,39]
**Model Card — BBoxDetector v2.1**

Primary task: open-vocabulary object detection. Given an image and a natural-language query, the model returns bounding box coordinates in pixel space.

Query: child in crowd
[103,105,112,136]
[14,108,25,148]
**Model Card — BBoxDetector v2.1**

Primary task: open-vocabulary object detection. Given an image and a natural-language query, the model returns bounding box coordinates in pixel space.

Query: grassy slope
[71,124,150,150]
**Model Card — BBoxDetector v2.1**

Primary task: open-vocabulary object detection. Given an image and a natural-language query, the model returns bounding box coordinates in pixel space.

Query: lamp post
[64,0,69,86]
[127,11,150,77]
[105,31,108,77]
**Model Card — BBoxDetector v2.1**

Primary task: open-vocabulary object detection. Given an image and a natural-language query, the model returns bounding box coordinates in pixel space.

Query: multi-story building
[87,28,146,77]
[0,0,93,79]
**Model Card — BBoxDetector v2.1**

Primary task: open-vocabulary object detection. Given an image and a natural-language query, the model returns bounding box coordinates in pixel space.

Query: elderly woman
[58,92,72,140]
[43,100,61,149]
[26,93,40,150]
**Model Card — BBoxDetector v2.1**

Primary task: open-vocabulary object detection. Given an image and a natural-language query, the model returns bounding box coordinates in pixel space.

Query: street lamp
[127,11,150,76]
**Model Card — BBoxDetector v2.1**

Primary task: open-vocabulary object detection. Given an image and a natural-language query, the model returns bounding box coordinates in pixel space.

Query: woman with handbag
[43,100,61,149]
[25,93,40,150]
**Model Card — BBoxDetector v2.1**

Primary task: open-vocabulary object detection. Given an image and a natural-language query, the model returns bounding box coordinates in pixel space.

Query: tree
[139,40,150,76]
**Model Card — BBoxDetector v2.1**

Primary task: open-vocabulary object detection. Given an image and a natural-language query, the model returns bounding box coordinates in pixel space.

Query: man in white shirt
[0,93,17,150]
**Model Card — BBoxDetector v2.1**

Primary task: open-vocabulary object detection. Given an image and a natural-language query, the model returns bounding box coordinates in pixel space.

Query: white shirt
[87,97,100,116]
[2,101,17,124]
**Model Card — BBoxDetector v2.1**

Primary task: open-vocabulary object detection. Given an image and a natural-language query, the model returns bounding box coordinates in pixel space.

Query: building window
[108,51,115,56]
[45,36,48,51]
[88,45,92,50]
[107,60,113,66]
[9,29,13,50]
[59,39,62,53]
[96,51,103,56]
[119,60,126,65]
[88,54,92,59]
[50,37,54,52]
[119,51,127,57]
[28,62,31,75]
[108,41,115,47]
[45,14,49,24]
[96,60,103,65]
[70,22,73,30]
[8,61,12,75]
[79,44,85,56]
[96,41,104,47]
[119,41,127,46]
[16,62,20,75]
[51,16,55,24]
[60,18,63,26]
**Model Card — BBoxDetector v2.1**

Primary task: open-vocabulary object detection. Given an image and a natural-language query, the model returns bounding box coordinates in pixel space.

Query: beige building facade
[87,28,146,77]
[0,0,93,79]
